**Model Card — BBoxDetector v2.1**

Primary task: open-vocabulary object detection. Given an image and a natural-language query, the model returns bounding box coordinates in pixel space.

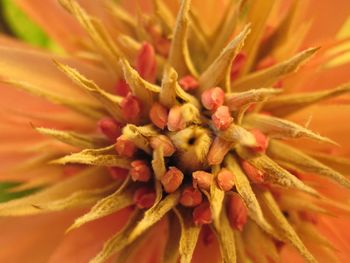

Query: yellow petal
[51,145,131,169]
[160,66,178,108]
[35,127,107,149]
[152,147,166,180]
[256,189,317,263]
[244,113,337,145]
[237,147,318,196]
[199,25,251,93]
[174,208,201,263]
[128,191,180,242]
[168,0,198,77]
[268,140,350,190]
[235,47,319,91]
[55,61,125,122]
[1,79,104,120]
[225,154,275,236]
[67,178,134,232]
[0,167,111,216]
[262,83,350,117]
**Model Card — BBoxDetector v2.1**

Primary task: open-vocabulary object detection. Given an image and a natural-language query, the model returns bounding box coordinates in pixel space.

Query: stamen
[108,167,129,180]
[150,135,176,157]
[230,52,247,81]
[192,171,213,191]
[207,137,232,165]
[161,167,184,193]
[241,160,265,184]
[217,168,235,191]
[201,87,225,111]
[179,186,203,207]
[120,92,142,123]
[212,106,233,130]
[130,160,152,182]
[115,136,137,158]
[98,117,122,141]
[179,75,199,91]
[135,42,157,83]
[115,79,130,97]
[227,193,248,231]
[193,201,213,225]
[167,105,186,131]
[250,129,269,153]
[133,187,156,209]
[149,102,168,129]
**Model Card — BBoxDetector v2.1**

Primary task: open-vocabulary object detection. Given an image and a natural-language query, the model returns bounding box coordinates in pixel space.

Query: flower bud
[250,129,269,153]
[179,75,199,91]
[201,87,225,111]
[120,92,141,123]
[115,136,137,158]
[167,105,186,131]
[192,171,213,191]
[149,102,168,129]
[179,186,203,207]
[193,201,212,225]
[136,42,157,83]
[150,135,176,157]
[115,79,130,96]
[98,117,122,141]
[241,160,264,184]
[217,168,235,191]
[130,160,152,182]
[212,106,233,130]
[161,167,184,193]
[230,52,246,81]
[227,193,248,231]
[134,187,156,209]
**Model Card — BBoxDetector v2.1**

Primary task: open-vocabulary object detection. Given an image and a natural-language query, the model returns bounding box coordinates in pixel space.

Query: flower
[0,0,350,262]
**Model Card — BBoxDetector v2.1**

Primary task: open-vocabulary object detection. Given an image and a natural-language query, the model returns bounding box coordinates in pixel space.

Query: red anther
[217,168,235,191]
[193,201,213,225]
[115,136,137,158]
[250,129,269,153]
[241,160,265,184]
[149,102,168,129]
[136,42,157,83]
[207,137,232,166]
[120,92,141,123]
[108,167,129,180]
[130,160,152,182]
[256,56,276,71]
[230,52,247,81]
[212,106,233,130]
[134,187,156,209]
[115,79,130,97]
[201,87,225,111]
[98,117,122,141]
[167,105,186,131]
[161,167,184,193]
[149,135,176,157]
[179,186,203,207]
[227,193,248,231]
[192,171,213,191]
[179,75,199,91]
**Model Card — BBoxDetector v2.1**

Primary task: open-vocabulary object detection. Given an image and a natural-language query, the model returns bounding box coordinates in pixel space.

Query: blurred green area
[0,181,41,203]
[0,0,61,51]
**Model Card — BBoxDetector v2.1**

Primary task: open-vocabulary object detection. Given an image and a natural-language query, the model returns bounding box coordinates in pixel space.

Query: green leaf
[2,0,61,51]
